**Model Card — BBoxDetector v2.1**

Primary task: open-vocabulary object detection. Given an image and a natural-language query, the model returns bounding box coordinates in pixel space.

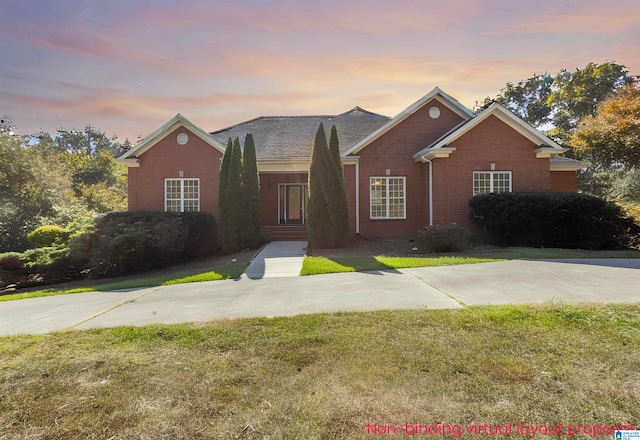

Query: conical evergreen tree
[307,124,330,248]
[241,133,262,248]
[306,123,349,248]
[328,125,344,185]
[218,138,233,249]
[327,125,349,240]
[223,137,243,252]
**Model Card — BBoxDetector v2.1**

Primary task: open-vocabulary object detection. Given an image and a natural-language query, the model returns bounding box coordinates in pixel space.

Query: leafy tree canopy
[0,123,129,252]
[571,85,640,170]
[490,61,632,144]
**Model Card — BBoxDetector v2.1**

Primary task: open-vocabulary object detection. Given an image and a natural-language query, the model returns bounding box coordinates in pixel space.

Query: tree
[219,135,263,253]
[241,133,262,248]
[491,61,632,143]
[327,125,349,239]
[55,125,127,157]
[571,85,640,170]
[0,132,70,251]
[306,123,349,248]
[547,62,632,143]
[328,125,344,184]
[218,138,234,250]
[221,137,244,252]
[494,73,555,128]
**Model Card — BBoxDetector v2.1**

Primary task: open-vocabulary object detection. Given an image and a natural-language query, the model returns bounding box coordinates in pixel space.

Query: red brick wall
[550,171,578,192]
[127,126,223,218]
[355,101,464,238]
[432,115,551,230]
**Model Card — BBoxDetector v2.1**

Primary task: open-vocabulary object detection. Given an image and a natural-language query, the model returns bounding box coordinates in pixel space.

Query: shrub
[27,225,70,248]
[625,204,640,226]
[469,192,640,249]
[71,211,218,278]
[21,245,72,281]
[0,252,24,271]
[416,224,472,253]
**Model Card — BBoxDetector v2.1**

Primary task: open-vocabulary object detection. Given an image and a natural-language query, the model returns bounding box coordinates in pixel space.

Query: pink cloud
[487,1,640,36]
[132,0,482,34]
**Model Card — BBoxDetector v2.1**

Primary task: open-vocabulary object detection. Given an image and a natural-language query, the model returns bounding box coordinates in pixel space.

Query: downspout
[355,158,360,234]
[421,155,433,226]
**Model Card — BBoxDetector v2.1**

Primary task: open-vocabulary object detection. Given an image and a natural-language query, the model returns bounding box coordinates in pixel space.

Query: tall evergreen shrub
[306,123,349,248]
[241,133,262,248]
[327,125,349,241]
[222,138,243,252]
[218,138,233,250]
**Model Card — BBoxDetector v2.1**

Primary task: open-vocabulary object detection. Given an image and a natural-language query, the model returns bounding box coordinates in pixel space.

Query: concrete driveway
[1,259,639,336]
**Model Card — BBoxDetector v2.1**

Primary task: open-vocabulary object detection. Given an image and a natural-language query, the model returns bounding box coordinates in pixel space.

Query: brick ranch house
[117,87,588,240]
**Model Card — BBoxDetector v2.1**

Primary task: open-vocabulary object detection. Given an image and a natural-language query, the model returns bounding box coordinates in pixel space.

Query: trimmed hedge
[416,224,472,253]
[469,192,640,249]
[71,211,218,278]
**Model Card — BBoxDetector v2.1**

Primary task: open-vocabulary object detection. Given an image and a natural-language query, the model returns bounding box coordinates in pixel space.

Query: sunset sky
[1,0,638,142]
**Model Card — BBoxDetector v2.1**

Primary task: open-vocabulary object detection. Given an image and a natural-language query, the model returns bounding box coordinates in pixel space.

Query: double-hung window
[370,176,406,219]
[165,178,200,212]
[473,171,512,196]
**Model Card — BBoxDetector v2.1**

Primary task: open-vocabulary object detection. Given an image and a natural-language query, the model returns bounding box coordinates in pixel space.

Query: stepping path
[242,241,308,279]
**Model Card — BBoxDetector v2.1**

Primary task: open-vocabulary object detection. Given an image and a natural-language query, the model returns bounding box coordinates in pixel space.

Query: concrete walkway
[242,241,307,279]
[1,258,639,336]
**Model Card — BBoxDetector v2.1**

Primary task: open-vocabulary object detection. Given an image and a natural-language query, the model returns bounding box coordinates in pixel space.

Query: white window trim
[370,176,407,220]
[472,171,512,196]
[164,178,200,212]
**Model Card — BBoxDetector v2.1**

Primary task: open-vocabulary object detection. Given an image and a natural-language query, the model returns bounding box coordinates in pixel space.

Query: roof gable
[343,87,475,157]
[117,113,227,165]
[414,103,567,162]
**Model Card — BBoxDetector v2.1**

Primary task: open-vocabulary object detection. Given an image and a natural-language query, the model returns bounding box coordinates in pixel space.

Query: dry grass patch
[1,304,639,439]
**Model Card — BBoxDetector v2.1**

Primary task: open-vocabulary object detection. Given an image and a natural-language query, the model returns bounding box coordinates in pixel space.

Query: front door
[279,184,307,225]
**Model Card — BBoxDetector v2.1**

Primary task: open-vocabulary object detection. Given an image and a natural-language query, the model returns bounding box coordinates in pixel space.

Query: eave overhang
[116,113,227,166]
[416,148,456,162]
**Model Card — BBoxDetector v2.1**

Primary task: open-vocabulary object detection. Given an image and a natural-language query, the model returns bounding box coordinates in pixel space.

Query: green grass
[1,304,639,439]
[0,262,248,303]
[300,255,503,275]
[301,247,640,276]
[4,246,640,301]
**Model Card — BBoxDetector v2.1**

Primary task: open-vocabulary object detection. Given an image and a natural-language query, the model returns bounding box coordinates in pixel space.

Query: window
[473,171,512,195]
[165,178,200,212]
[370,177,406,219]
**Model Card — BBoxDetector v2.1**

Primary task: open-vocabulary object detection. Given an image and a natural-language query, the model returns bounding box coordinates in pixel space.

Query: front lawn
[1,304,638,439]
[301,246,640,276]
[0,262,248,303]
[300,256,502,275]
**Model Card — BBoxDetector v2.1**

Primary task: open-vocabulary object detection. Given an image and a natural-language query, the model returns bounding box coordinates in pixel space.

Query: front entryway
[279,184,307,225]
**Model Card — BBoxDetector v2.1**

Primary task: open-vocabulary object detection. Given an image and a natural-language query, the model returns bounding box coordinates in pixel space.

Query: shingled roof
[210,107,390,161]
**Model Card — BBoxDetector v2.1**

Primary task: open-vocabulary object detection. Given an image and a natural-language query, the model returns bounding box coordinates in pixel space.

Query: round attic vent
[429,106,441,119]
[177,133,189,145]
